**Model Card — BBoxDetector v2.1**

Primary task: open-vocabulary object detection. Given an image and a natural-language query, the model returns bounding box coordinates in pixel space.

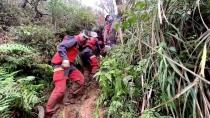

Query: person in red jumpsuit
[45,30,92,117]
[103,15,116,46]
[79,33,100,85]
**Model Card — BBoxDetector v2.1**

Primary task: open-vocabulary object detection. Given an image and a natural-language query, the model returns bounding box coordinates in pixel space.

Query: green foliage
[0,43,53,80]
[140,110,172,118]
[12,25,56,61]
[65,8,96,34]
[47,0,96,34]
[0,0,33,26]
[0,68,44,118]
[0,43,40,67]
[0,43,35,54]
[98,0,210,117]
[0,37,52,118]
[32,64,53,81]
[95,46,142,117]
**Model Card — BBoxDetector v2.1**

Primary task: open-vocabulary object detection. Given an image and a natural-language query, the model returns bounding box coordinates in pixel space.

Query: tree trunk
[34,0,43,18]
[114,0,124,45]
[21,0,44,19]
[21,0,28,8]
[115,0,123,5]
[115,0,123,16]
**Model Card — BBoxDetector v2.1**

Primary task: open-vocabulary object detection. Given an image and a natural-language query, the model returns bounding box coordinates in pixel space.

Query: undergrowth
[0,43,52,117]
[0,68,44,118]
[96,0,210,118]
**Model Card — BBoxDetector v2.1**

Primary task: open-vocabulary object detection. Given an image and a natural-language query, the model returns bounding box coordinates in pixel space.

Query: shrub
[65,7,96,34]
[0,43,53,80]
[47,0,96,35]
[11,25,57,62]
[0,0,33,26]
[98,0,210,117]
[0,43,40,67]
[95,45,142,118]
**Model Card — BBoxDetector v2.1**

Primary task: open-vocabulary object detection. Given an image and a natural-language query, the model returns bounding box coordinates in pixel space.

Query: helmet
[82,30,98,38]
[82,30,91,39]
[90,31,98,38]
[105,15,114,23]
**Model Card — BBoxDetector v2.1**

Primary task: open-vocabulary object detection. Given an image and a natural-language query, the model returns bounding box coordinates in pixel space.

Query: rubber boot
[84,70,91,87]
[63,88,76,105]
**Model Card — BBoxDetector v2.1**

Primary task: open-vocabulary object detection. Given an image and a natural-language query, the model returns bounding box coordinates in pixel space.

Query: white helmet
[90,31,98,38]
[82,30,91,39]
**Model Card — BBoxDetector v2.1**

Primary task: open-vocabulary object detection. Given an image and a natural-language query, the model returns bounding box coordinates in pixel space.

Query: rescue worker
[93,26,110,57]
[93,26,105,53]
[45,30,93,117]
[80,32,100,85]
[103,15,117,47]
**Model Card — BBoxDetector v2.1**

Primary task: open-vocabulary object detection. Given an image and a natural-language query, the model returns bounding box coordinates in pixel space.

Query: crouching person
[80,34,100,86]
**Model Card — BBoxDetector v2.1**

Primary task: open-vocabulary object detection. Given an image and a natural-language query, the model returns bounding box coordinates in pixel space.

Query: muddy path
[55,81,106,118]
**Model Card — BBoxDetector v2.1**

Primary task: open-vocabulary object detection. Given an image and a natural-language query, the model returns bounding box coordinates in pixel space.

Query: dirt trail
[55,81,106,118]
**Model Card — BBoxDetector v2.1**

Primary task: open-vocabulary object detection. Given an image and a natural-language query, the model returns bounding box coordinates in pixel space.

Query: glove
[62,60,70,68]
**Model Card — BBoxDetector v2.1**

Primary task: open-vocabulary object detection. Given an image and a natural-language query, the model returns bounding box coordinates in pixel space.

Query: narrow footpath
[55,81,106,118]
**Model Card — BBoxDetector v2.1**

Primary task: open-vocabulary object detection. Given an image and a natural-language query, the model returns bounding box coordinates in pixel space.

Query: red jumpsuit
[46,34,85,113]
[80,38,100,83]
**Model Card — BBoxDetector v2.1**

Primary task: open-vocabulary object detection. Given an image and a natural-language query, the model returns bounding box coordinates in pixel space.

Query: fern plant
[0,43,40,66]
[0,68,44,118]
[12,25,56,61]
[0,43,36,54]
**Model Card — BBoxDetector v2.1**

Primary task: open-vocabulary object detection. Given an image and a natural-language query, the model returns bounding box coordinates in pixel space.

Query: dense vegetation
[95,0,210,118]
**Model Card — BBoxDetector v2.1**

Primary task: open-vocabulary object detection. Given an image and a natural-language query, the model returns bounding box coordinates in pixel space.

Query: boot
[84,69,91,87]
[36,105,59,118]
[36,106,45,118]
[63,93,76,105]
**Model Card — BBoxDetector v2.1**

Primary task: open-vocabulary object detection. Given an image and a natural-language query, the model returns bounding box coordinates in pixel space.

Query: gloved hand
[62,60,70,68]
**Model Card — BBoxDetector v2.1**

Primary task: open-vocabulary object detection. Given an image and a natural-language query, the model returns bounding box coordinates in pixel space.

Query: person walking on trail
[80,32,100,85]
[44,30,93,117]
[93,26,106,56]
[103,15,117,47]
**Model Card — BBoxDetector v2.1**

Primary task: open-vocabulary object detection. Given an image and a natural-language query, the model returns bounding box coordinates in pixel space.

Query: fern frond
[35,64,53,72]
[0,43,36,54]
[0,69,43,117]
[0,43,41,66]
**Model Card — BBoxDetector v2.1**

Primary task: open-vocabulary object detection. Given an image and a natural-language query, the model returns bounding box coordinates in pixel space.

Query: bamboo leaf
[199,43,207,77]
[166,57,184,79]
